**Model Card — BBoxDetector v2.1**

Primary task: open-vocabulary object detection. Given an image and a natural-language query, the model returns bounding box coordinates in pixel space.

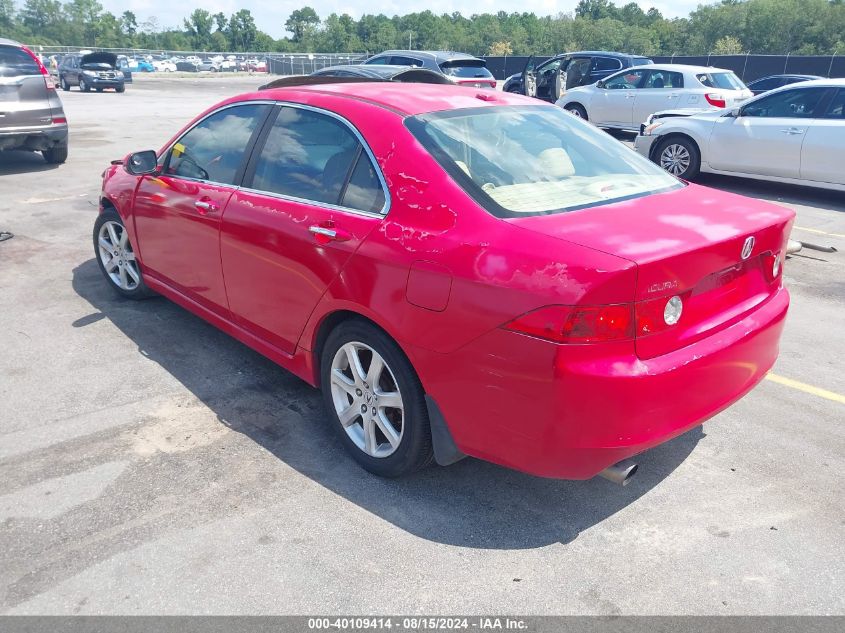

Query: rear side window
[439,60,493,79]
[364,56,390,65]
[696,72,746,90]
[0,46,40,78]
[592,57,622,72]
[749,77,782,91]
[644,71,684,89]
[249,106,386,213]
[165,103,269,185]
[632,57,654,66]
[821,89,845,119]
[391,56,423,67]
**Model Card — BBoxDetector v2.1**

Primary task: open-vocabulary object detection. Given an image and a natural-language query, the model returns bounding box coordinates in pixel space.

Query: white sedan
[153,60,176,72]
[556,64,752,132]
[634,79,845,190]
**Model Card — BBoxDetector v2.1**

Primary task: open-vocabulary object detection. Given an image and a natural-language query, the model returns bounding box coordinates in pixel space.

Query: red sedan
[95,81,794,483]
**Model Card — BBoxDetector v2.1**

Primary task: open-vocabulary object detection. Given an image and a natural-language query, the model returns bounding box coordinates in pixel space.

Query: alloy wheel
[330,341,404,458]
[97,221,141,291]
[660,143,691,176]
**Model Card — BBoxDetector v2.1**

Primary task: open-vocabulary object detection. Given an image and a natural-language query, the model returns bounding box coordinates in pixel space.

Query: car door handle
[194,200,218,213]
[309,225,350,243]
[780,128,805,135]
[626,93,636,99]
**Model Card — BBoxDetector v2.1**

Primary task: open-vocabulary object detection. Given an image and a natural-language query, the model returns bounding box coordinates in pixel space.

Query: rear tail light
[504,304,635,344]
[634,294,688,337]
[705,93,726,108]
[20,45,56,90]
[52,116,67,124]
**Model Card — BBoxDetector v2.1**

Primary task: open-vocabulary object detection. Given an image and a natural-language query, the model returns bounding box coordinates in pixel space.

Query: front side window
[644,71,684,89]
[391,56,423,67]
[165,103,269,185]
[742,87,829,118]
[406,105,680,217]
[249,106,386,213]
[604,69,647,90]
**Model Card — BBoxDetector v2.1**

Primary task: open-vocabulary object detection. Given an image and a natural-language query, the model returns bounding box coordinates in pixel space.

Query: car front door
[800,88,845,185]
[534,57,563,102]
[132,102,272,315]
[220,105,387,354]
[590,68,647,127]
[521,55,537,98]
[633,70,685,126]
[707,87,829,178]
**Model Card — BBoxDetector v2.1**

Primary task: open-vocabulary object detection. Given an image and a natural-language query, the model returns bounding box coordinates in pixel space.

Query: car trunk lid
[0,45,53,131]
[506,184,794,359]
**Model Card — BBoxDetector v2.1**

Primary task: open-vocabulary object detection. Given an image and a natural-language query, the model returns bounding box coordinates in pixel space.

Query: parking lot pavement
[0,77,843,615]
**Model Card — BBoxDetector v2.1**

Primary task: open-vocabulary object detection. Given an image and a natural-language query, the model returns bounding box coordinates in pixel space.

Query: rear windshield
[406,105,680,217]
[0,46,40,78]
[439,60,493,79]
[696,72,746,90]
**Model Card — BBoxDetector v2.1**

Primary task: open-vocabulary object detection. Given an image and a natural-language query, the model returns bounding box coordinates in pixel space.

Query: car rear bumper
[417,285,789,480]
[0,125,68,151]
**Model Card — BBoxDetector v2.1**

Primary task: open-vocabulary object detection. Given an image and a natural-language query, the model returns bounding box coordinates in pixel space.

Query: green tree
[285,6,320,43]
[713,35,744,54]
[227,9,258,51]
[184,9,214,50]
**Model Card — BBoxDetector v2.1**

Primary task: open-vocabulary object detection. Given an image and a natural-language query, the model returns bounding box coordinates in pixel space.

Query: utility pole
[408,31,413,49]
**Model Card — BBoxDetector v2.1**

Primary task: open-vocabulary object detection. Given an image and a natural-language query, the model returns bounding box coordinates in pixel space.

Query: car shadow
[72,258,703,550]
[0,150,60,175]
[695,173,845,214]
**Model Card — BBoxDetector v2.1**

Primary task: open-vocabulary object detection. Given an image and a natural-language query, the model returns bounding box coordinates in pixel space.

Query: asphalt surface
[0,75,843,615]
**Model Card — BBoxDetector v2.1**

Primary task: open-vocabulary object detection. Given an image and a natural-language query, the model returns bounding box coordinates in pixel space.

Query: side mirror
[126,150,158,175]
[596,80,605,89]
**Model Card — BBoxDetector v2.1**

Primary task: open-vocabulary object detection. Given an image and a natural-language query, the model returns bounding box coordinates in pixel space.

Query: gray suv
[363,50,496,89]
[0,38,68,164]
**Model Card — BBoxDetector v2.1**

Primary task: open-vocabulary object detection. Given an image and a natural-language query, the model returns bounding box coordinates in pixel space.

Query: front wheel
[79,78,89,92]
[564,103,588,120]
[655,136,701,180]
[116,85,125,93]
[60,76,70,91]
[321,321,433,477]
[93,209,153,299]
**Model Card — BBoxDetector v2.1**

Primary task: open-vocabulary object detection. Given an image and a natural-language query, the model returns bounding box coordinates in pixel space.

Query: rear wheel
[321,320,433,477]
[564,103,588,120]
[42,144,68,164]
[93,209,153,299]
[655,136,701,180]
[60,76,70,91]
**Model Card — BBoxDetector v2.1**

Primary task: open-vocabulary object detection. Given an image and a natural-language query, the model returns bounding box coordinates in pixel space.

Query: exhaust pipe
[598,459,638,486]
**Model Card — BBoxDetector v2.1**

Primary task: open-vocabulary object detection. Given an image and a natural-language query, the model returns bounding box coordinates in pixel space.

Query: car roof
[629,63,734,73]
[374,50,483,62]
[253,81,531,116]
[557,51,647,58]
[0,38,23,47]
[780,77,845,88]
[752,74,825,80]
[313,64,448,80]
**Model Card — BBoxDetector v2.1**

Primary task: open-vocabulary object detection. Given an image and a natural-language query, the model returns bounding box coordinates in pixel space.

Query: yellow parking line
[793,226,845,239]
[765,373,845,405]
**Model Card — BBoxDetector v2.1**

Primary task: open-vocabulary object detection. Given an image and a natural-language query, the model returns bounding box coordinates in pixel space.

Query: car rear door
[800,88,845,185]
[132,102,272,315]
[0,44,53,132]
[590,68,646,127]
[707,86,829,178]
[220,104,386,355]
[633,70,685,126]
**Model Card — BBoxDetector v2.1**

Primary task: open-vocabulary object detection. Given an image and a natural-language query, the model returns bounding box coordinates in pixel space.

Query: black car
[59,52,126,93]
[310,64,452,84]
[745,74,823,96]
[503,51,653,102]
[362,50,496,88]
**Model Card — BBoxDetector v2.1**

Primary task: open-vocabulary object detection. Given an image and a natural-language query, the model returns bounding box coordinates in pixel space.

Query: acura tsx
[94,81,794,483]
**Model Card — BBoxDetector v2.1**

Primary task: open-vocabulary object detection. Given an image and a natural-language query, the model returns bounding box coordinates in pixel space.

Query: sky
[94,0,707,39]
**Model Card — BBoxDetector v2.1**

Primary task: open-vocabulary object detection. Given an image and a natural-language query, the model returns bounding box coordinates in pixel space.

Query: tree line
[1,0,844,56]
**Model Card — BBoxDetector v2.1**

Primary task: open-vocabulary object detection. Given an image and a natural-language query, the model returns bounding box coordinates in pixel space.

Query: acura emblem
[741,236,755,260]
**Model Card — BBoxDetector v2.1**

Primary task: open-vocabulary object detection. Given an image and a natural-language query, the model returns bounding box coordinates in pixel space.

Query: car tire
[79,78,89,92]
[93,208,154,299]
[96,88,103,92]
[320,320,434,478]
[42,144,68,164]
[507,87,522,94]
[60,76,70,91]
[565,103,588,120]
[654,135,701,180]
[116,85,125,93]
